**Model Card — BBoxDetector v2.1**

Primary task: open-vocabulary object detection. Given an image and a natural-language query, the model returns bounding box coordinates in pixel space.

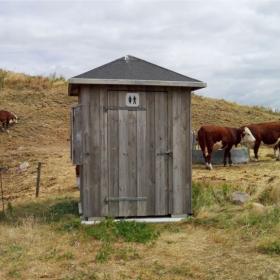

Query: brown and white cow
[0,110,18,130]
[197,125,256,170]
[242,122,280,161]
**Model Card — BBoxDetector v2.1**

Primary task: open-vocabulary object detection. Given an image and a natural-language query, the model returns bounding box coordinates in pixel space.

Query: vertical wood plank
[88,87,101,217]
[127,109,137,216]
[79,164,84,215]
[186,91,192,214]
[172,89,189,215]
[108,91,119,217]
[137,92,147,216]
[80,86,91,218]
[100,87,109,216]
[118,92,129,216]
[145,92,155,215]
[155,92,168,215]
[168,92,173,214]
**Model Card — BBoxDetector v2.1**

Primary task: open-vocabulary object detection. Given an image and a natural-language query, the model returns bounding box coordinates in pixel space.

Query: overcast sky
[1,0,280,109]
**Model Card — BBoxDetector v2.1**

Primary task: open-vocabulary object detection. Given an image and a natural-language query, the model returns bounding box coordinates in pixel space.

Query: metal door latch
[157,150,173,157]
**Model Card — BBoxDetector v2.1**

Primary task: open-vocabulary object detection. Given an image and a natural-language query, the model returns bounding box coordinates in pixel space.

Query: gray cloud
[0,0,279,110]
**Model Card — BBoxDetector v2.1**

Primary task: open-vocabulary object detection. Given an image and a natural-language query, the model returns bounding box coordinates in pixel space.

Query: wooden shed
[68,55,206,221]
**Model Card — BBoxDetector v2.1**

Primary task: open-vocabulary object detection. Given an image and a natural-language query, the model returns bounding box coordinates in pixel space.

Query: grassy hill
[1,70,279,145]
[1,69,280,201]
[1,70,280,280]
[192,93,280,129]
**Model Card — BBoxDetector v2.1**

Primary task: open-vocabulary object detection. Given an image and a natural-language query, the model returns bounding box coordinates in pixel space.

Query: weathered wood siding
[78,85,192,218]
[172,89,192,215]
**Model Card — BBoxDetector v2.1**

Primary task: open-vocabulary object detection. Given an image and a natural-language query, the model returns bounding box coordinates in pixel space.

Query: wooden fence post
[36,162,42,198]
[0,172,4,213]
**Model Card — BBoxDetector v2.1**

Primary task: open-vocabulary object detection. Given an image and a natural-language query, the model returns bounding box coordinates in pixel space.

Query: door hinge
[105,196,147,203]
[157,150,173,157]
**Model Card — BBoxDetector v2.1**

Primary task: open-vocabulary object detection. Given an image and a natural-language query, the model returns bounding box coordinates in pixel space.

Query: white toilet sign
[126,93,139,107]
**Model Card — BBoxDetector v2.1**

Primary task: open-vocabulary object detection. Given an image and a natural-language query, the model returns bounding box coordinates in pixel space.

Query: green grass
[84,219,160,244]
[115,220,160,243]
[191,181,280,238]
[257,239,280,255]
[237,207,280,235]
[0,197,79,225]
[192,181,232,214]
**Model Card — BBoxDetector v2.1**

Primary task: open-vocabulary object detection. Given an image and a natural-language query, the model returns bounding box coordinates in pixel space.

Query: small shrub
[47,200,79,222]
[257,240,280,255]
[85,219,116,242]
[85,219,160,244]
[115,221,160,243]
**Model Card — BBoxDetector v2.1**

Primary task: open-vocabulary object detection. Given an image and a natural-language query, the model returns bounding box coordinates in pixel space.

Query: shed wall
[78,85,192,218]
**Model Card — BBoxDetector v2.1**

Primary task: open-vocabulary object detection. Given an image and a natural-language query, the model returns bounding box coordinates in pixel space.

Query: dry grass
[1,71,280,279]
[192,94,280,130]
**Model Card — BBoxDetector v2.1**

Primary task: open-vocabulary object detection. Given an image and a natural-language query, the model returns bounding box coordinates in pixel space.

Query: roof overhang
[68,78,206,96]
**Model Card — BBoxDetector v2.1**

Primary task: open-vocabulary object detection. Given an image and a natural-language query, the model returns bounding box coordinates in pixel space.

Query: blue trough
[192,147,249,165]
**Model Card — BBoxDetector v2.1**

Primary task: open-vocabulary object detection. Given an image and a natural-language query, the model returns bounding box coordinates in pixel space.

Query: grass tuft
[0,197,79,225]
[192,181,232,215]
[115,220,160,243]
[257,239,280,255]
[85,219,160,244]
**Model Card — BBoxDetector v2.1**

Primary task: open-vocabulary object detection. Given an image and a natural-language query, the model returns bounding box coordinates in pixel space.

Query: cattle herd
[0,110,17,131]
[197,122,280,170]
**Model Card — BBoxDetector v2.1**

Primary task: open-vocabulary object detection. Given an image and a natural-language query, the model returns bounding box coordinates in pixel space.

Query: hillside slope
[192,94,280,130]
[1,70,279,143]
[0,70,280,201]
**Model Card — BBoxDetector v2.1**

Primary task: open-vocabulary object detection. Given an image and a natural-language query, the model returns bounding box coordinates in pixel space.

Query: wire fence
[0,162,42,213]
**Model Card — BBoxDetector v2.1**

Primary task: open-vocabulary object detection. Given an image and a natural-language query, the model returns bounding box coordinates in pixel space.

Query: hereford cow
[0,110,17,130]
[243,122,280,161]
[197,125,256,170]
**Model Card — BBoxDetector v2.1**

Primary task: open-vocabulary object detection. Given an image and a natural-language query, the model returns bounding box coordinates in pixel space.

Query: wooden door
[107,91,171,217]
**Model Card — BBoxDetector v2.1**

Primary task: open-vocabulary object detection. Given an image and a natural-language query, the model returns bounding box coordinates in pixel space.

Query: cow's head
[9,113,18,125]
[240,127,256,144]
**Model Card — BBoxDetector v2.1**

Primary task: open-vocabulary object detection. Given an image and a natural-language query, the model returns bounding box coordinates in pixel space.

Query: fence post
[0,172,4,213]
[36,162,42,198]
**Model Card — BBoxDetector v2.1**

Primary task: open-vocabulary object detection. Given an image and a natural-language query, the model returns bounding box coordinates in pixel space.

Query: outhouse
[68,55,206,220]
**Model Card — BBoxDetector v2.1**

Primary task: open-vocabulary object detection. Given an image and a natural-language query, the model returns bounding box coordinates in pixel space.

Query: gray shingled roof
[69,55,206,89]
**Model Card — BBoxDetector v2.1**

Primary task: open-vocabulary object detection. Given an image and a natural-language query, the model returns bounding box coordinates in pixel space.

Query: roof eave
[68,78,206,92]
